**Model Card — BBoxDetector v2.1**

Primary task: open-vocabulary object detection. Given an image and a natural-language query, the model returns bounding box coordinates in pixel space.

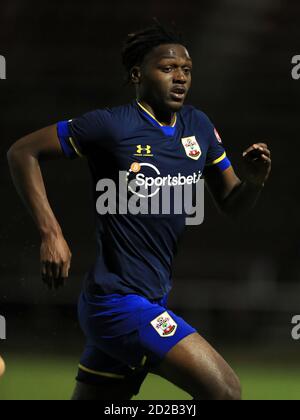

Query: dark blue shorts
[76,287,197,395]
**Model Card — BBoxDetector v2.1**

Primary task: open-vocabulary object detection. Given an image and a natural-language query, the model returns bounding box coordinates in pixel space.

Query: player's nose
[173,69,188,84]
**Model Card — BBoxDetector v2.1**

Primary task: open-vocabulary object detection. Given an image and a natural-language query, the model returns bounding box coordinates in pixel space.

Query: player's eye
[183,68,192,75]
[161,66,173,73]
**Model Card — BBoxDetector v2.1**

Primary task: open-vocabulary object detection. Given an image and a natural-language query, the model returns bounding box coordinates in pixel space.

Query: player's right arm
[7,125,72,289]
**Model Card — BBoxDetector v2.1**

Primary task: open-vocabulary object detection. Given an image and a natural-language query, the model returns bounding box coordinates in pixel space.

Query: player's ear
[130,66,141,84]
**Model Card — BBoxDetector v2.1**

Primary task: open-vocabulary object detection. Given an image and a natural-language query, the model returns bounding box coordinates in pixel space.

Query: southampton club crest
[151,312,178,338]
[181,136,202,161]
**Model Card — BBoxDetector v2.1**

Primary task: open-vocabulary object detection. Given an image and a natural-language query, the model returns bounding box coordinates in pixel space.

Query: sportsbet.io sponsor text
[96,166,205,226]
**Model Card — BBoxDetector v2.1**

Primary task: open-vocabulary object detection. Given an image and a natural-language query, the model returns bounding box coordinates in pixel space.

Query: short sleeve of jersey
[201,113,232,172]
[56,109,113,159]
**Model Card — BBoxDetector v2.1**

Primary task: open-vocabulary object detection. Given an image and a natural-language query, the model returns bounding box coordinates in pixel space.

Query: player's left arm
[204,143,271,220]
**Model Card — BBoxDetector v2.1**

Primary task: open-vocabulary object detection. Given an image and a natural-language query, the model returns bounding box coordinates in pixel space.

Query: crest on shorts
[181,136,202,160]
[150,312,178,337]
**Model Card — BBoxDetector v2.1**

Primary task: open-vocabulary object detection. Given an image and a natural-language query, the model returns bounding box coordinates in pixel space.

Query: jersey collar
[136,101,177,137]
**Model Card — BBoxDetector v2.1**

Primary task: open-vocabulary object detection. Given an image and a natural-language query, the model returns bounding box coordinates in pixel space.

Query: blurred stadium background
[1,0,300,400]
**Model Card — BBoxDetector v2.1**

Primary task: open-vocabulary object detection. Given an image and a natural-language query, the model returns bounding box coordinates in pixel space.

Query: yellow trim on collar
[137,101,177,128]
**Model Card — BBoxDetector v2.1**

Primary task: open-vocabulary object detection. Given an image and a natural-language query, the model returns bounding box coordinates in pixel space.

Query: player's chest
[112,128,209,177]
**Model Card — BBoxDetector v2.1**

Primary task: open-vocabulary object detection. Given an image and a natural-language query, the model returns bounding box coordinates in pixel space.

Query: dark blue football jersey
[57,101,231,300]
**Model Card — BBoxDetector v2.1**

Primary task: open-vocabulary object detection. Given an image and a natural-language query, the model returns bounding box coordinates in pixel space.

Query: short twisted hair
[122,20,187,83]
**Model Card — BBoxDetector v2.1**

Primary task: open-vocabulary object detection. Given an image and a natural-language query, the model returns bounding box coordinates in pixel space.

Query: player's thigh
[74,343,148,401]
[71,379,135,401]
[150,332,241,401]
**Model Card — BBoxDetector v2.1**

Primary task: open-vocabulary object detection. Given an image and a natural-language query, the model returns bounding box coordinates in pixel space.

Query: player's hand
[0,356,5,377]
[242,143,271,187]
[40,232,72,290]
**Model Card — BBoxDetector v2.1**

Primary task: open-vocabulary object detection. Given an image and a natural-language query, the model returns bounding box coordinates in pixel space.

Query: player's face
[139,44,192,113]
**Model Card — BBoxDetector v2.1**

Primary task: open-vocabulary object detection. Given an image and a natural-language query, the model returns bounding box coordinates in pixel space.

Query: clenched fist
[40,232,72,290]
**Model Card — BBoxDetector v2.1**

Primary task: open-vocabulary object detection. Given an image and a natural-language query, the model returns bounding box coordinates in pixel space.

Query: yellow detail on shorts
[141,356,147,367]
[129,355,147,371]
[69,137,84,158]
[78,364,125,379]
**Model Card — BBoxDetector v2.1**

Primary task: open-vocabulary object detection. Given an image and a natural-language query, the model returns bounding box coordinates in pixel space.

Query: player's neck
[137,99,176,127]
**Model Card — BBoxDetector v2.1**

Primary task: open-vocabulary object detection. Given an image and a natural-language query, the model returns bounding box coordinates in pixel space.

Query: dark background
[0,0,300,369]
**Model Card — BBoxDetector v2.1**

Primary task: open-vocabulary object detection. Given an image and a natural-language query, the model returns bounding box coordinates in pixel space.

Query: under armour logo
[135,145,152,156]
